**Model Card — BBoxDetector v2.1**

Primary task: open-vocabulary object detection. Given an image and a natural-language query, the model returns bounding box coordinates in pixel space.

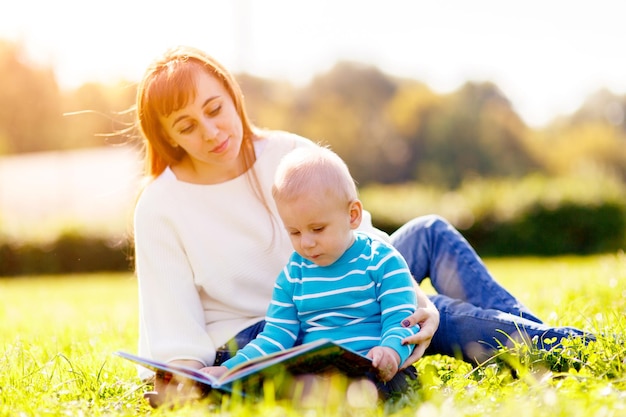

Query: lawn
[1,253,625,416]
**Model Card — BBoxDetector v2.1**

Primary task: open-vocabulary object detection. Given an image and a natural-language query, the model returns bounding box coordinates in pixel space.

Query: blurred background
[1,0,625,275]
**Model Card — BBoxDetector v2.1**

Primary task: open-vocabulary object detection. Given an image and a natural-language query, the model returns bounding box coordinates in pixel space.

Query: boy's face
[277,190,362,267]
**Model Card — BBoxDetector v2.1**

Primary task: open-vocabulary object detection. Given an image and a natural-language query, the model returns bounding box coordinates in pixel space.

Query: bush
[361,173,626,256]
[463,201,626,256]
[2,174,625,275]
[0,233,132,276]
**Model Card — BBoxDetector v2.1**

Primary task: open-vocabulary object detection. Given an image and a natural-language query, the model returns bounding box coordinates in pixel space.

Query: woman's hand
[148,359,205,408]
[199,365,228,378]
[399,292,440,369]
[367,346,400,382]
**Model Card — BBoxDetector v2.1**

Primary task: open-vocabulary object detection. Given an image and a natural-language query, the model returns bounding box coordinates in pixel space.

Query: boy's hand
[367,346,400,382]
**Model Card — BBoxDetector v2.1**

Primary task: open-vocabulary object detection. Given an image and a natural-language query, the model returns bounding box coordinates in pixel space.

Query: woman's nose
[200,120,219,141]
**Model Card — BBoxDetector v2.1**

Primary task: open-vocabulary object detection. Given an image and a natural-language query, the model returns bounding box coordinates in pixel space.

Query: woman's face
[160,69,244,176]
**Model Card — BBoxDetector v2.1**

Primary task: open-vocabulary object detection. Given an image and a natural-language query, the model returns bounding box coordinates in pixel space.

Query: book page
[114,351,219,387]
[116,340,374,394]
[220,339,373,385]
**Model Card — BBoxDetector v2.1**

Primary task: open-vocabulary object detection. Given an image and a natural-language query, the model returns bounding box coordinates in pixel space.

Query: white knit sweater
[134,130,387,374]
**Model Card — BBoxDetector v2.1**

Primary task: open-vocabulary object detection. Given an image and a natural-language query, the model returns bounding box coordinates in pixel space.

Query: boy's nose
[301,234,316,248]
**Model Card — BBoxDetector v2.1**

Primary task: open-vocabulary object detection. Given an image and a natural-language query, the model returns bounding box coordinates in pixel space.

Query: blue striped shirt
[222,232,419,369]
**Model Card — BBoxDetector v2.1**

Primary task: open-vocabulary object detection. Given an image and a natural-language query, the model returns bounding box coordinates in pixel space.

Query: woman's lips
[211,138,229,154]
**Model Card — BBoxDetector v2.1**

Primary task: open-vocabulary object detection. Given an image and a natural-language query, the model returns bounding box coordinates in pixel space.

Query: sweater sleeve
[375,245,419,364]
[134,188,217,367]
[221,265,301,369]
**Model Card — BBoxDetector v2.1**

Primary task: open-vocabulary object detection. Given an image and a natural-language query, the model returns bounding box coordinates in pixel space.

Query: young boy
[202,145,420,398]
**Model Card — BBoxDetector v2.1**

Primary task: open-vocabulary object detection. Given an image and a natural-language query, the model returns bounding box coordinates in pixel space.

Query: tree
[237,73,296,131]
[0,40,62,154]
[535,89,626,181]
[287,61,400,184]
[414,82,539,188]
[61,81,136,149]
[384,80,442,183]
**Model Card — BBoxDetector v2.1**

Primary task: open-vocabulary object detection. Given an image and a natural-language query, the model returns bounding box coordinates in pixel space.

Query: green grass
[1,253,625,416]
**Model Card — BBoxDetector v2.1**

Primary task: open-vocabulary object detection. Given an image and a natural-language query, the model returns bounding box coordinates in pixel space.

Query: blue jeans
[390,214,593,363]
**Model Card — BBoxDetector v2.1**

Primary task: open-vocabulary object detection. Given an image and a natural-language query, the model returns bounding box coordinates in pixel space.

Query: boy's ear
[349,199,363,229]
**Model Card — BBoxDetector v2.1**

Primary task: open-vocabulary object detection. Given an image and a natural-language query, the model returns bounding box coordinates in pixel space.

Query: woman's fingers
[398,304,440,369]
[151,372,203,407]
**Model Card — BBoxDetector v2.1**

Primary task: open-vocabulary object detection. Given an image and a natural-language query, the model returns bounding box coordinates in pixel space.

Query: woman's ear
[349,199,363,229]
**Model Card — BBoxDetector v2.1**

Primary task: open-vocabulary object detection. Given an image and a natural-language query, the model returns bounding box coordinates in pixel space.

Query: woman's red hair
[136,46,256,177]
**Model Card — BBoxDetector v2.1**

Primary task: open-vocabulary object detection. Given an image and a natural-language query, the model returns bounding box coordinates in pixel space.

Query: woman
[133,45,590,404]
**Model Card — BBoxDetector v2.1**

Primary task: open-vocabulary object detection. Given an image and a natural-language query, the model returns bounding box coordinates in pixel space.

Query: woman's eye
[179,124,195,134]
[207,105,222,116]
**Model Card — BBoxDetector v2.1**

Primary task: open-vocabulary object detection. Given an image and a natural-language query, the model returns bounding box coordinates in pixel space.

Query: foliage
[0,40,136,155]
[0,171,624,276]
[237,73,296,130]
[0,40,62,154]
[0,233,132,276]
[469,201,626,256]
[361,172,626,256]
[288,61,402,184]
[530,102,626,181]
[1,254,625,416]
[411,81,539,188]
[61,81,137,149]
[2,39,626,191]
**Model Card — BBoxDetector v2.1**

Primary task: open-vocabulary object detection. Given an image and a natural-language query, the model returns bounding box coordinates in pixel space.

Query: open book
[116,339,374,395]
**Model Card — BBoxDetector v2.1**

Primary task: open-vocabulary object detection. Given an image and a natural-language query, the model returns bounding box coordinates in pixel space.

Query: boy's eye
[289,231,301,236]
[313,227,325,233]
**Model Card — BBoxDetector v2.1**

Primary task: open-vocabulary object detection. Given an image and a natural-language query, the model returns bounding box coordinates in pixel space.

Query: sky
[2,0,626,128]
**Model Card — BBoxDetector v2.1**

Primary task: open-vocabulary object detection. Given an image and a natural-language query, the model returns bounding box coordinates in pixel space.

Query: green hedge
[1,175,625,276]
[370,200,626,256]
[1,201,623,276]
[362,174,626,257]
[461,201,626,256]
[0,234,132,276]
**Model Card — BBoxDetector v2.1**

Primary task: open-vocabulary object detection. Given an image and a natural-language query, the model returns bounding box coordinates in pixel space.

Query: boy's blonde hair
[272,146,358,204]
